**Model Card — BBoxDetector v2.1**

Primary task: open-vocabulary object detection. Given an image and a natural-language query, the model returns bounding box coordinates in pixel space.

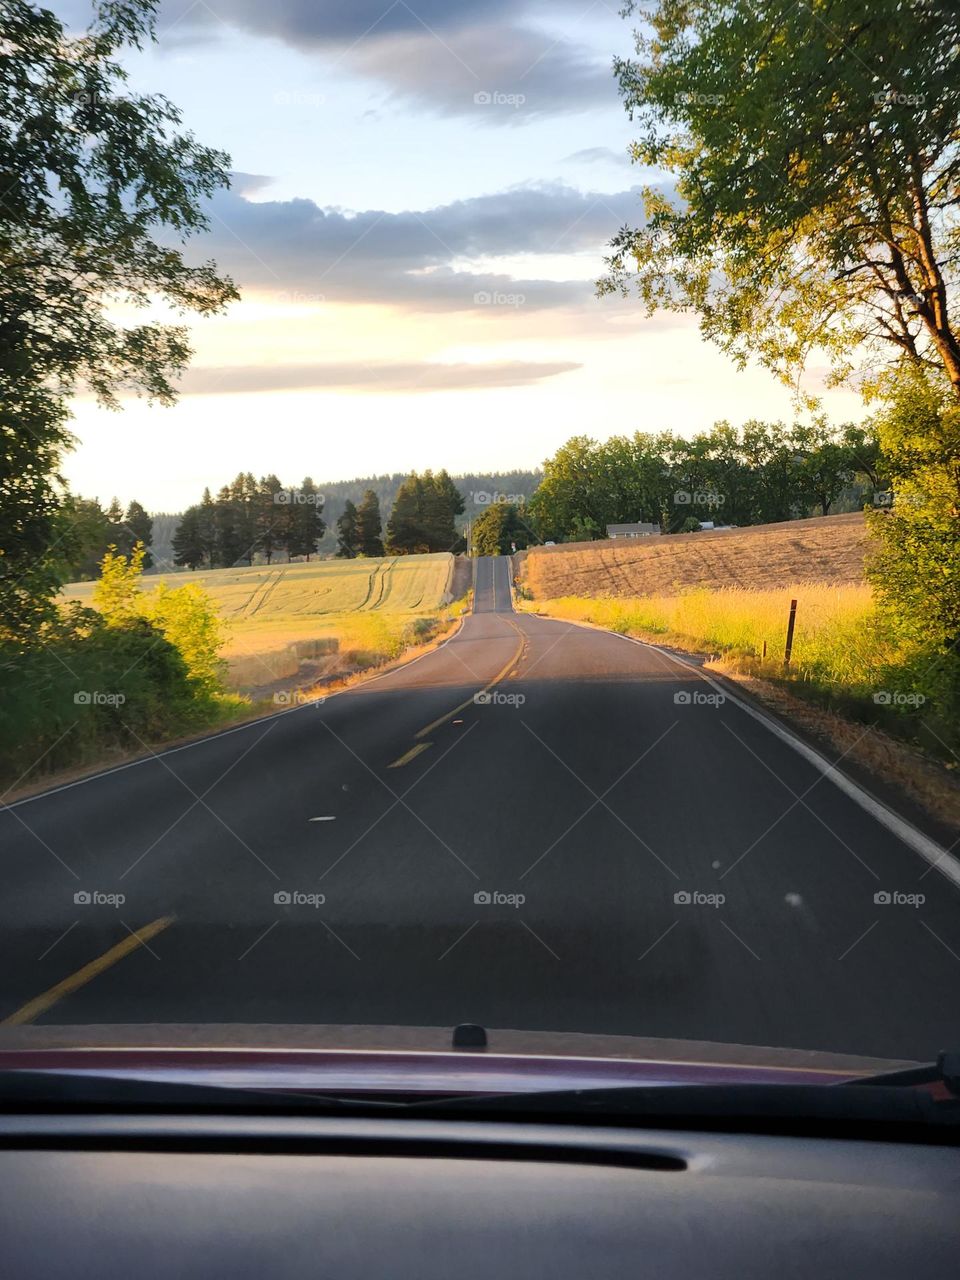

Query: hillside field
[520,512,869,600]
[63,554,462,691]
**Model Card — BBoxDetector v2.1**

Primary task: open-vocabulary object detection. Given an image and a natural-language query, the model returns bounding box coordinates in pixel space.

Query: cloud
[142,0,618,122]
[176,359,582,395]
[194,182,647,310]
[563,146,632,167]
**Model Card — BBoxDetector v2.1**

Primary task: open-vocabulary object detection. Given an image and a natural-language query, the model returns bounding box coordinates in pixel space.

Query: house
[606,522,662,539]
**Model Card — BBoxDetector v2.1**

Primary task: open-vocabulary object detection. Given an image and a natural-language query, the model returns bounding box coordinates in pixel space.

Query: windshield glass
[1,0,959,1085]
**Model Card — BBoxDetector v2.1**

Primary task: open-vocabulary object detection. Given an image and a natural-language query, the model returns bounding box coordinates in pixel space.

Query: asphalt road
[1,555,959,1060]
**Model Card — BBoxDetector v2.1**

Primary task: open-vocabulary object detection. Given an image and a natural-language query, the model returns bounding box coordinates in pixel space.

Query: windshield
[1,0,959,1087]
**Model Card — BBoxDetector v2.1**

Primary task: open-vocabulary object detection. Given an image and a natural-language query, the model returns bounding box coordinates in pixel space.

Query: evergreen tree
[356,489,385,557]
[125,501,154,569]
[214,484,243,567]
[335,500,360,558]
[385,474,429,554]
[257,474,285,564]
[172,507,206,570]
[287,477,325,560]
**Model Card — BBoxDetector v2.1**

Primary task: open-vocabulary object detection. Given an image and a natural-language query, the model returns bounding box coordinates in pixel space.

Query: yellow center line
[2,915,176,1027]
[413,617,527,741]
[388,741,433,769]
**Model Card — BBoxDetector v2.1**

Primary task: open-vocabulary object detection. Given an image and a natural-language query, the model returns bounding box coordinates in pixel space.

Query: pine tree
[214,484,242,567]
[356,489,384,557]
[386,474,428,554]
[287,477,326,560]
[172,507,205,570]
[125,501,154,569]
[257,474,284,565]
[335,500,360,558]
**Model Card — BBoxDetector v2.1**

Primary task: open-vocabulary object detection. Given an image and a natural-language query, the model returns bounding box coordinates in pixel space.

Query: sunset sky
[57,0,862,512]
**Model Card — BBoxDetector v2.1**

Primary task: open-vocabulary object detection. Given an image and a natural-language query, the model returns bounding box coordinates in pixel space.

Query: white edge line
[550,615,960,894]
[1,613,467,813]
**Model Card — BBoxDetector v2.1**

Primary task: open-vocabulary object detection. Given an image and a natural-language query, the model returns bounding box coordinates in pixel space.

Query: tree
[0,0,237,638]
[356,489,384,557]
[287,477,325,560]
[125,501,154,568]
[335,500,360,558]
[867,370,960,712]
[472,502,531,556]
[57,496,113,580]
[602,1,960,401]
[214,484,243,567]
[256,474,284,565]
[385,474,429,554]
[172,506,206,570]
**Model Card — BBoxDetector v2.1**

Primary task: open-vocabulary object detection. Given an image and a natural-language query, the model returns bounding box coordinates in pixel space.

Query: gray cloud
[196,182,647,310]
[177,359,582,395]
[563,146,632,167]
[127,0,617,121]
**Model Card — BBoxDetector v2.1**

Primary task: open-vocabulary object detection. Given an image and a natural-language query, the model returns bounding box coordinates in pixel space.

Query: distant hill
[520,512,870,599]
[148,469,542,571]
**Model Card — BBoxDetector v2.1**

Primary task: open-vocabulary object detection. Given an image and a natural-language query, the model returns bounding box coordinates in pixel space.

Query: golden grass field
[521,583,892,694]
[521,512,869,600]
[63,554,461,690]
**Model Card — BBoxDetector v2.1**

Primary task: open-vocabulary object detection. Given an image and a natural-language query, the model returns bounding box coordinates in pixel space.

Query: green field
[63,554,454,619]
[62,554,459,690]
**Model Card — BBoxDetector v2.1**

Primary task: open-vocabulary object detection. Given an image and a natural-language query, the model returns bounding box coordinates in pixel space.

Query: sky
[57,0,863,512]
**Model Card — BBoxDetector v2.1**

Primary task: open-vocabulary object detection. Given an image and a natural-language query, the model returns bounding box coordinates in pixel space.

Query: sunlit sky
[57,0,862,512]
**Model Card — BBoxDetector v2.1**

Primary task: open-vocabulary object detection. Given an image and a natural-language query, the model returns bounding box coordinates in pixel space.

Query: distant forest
[149,470,542,572]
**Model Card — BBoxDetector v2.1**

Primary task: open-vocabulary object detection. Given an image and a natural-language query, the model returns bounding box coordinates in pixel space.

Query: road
[1,555,959,1060]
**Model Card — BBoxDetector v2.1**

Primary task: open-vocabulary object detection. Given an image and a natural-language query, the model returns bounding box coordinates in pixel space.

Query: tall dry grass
[524,584,911,699]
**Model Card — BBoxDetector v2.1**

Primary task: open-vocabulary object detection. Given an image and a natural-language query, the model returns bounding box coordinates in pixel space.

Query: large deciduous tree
[601,0,960,399]
[0,0,237,637]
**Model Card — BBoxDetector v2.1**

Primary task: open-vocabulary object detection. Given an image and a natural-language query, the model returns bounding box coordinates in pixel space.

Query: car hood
[0,1024,923,1095]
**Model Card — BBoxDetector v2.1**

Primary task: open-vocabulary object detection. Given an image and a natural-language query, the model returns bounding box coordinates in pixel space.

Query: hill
[520,512,869,599]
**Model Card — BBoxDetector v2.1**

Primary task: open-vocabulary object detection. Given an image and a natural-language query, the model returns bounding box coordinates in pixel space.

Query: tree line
[172,474,325,569]
[528,420,881,543]
[57,496,155,580]
[170,468,469,569]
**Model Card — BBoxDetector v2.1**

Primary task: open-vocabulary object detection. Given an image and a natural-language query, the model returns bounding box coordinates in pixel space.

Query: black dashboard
[3,1112,959,1277]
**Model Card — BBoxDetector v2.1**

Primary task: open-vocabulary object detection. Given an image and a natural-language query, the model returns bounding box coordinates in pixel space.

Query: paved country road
[1,555,959,1061]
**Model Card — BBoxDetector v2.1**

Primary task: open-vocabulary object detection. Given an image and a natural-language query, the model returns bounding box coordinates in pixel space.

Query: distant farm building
[606,522,662,539]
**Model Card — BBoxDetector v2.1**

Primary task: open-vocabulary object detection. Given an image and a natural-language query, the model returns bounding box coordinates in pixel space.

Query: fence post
[784,598,798,667]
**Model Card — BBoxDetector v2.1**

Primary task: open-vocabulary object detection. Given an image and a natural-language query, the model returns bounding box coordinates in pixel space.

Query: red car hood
[0,1024,922,1094]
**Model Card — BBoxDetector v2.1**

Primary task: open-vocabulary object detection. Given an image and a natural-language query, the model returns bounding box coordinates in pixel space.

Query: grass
[519,584,953,756]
